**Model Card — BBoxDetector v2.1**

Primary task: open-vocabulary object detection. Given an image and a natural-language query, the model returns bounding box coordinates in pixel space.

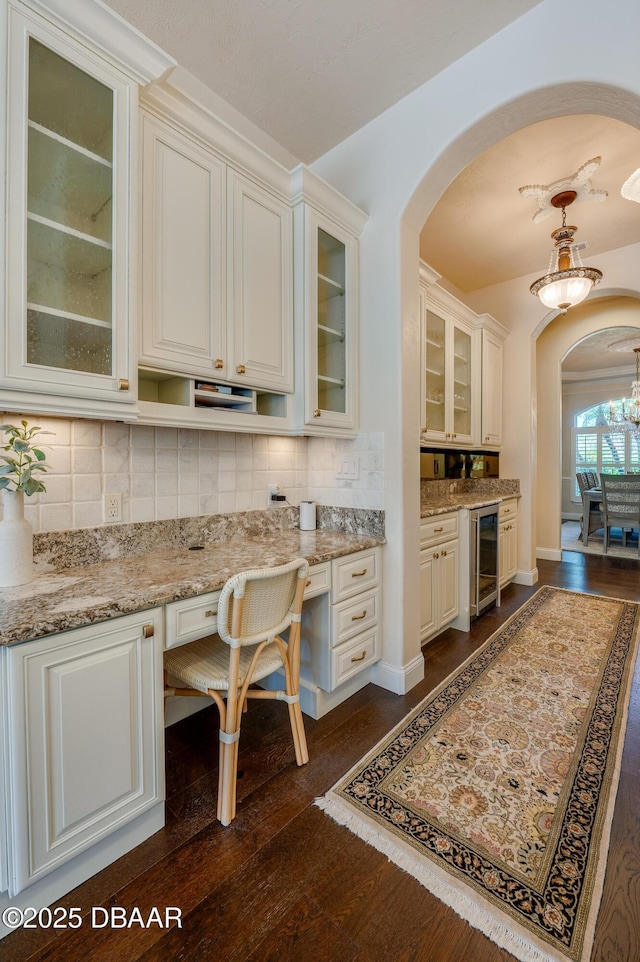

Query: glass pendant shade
[536,274,594,311]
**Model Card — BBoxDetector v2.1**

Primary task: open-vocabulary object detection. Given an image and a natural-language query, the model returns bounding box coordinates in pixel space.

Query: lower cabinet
[499,498,519,587]
[1,609,164,898]
[420,513,460,644]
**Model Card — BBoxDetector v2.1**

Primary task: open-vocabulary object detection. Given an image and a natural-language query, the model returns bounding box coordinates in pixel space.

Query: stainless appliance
[469,504,499,618]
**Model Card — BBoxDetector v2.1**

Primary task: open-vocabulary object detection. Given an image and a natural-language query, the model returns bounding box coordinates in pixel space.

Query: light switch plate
[335,456,360,481]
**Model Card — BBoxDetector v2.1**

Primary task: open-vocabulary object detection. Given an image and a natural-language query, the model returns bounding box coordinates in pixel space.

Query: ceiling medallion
[519,157,608,223]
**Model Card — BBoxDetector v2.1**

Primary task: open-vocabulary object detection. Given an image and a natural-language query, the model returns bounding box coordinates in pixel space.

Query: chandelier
[529,190,603,313]
[607,341,640,432]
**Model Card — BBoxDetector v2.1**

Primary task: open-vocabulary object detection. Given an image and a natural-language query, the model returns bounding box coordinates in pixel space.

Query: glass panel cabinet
[3,5,135,410]
[295,204,359,435]
[420,292,474,446]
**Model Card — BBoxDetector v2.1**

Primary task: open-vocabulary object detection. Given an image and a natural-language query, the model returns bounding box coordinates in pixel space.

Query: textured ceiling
[420,115,640,293]
[562,325,640,375]
[103,0,540,163]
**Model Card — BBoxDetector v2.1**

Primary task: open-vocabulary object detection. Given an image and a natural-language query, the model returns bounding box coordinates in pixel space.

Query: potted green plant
[0,420,51,587]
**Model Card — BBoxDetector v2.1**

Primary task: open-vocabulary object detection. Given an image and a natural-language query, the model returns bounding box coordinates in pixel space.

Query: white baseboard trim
[513,567,539,586]
[536,547,563,562]
[371,654,425,695]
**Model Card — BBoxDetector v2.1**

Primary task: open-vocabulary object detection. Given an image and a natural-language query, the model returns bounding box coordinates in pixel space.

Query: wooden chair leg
[290,701,309,766]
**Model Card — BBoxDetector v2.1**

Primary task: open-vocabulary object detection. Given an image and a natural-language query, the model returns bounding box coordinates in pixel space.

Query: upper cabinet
[1,0,173,419]
[420,262,508,448]
[292,168,366,436]
[227,170,293,393]
[139,112,227,379]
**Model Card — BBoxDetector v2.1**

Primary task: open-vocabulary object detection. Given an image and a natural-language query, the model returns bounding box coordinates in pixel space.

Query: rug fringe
[316,794,564,962]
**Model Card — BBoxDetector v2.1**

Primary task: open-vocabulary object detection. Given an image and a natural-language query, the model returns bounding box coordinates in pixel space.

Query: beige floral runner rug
[317,586,640,962]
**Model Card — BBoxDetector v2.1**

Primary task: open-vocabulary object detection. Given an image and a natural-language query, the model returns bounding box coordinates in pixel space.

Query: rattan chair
[164,558,310,825]
[600,474,640,554]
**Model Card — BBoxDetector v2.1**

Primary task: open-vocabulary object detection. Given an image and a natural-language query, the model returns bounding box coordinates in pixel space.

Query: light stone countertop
[420,493,521,519]
[0,528,383,647]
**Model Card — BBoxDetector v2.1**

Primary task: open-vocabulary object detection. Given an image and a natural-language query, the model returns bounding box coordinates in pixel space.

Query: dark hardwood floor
[4,552,640,962]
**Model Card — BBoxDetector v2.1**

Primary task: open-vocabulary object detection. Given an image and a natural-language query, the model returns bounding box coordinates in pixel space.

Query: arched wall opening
[535,296,640,559]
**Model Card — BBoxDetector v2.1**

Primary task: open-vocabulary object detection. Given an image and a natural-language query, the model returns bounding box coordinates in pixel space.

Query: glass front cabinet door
[3,5,136,413]
[295,205,360,435]
[421,305,474,446]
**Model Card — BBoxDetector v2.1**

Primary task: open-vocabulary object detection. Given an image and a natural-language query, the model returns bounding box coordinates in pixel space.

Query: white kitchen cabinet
[292,170,366,436]
[140,112,227,378]
[481,328,504,447]
[499,498,518,587]
[0,0,169,419]
[421,302,474,445]
[2,609,164,896]
[419,263,508,448]
[420,513,460,643]
[227,170,293,392]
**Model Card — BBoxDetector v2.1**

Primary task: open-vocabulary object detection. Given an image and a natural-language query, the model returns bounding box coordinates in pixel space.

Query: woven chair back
[601,474,640,525]
[216,557,309,648]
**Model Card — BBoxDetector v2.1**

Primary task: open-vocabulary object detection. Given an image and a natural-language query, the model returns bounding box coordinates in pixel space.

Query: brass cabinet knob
[143,624,154,638]
[433,552,439,560]
[441,549,447,557]
[313,409,321,418]
[118,378,129,391]
[214,358,224,369]
[236,364,246,374]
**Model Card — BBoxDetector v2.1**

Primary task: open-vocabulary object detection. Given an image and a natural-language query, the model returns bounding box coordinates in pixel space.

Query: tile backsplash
[1,416,384,534]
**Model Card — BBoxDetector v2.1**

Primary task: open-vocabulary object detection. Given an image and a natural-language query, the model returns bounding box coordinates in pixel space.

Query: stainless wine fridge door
[470,505,499,618]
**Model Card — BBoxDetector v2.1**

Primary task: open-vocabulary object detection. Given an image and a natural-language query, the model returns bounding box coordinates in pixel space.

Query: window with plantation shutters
[572,399,640,500]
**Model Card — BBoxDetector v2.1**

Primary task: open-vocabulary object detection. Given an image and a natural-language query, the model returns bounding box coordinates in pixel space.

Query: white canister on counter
[299,501,317,530]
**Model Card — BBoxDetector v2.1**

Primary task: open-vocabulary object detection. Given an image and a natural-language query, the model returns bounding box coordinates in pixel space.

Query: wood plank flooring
[3,552,639,962]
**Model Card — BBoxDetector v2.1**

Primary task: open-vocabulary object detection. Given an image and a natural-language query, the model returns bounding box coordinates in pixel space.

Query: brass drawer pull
[305,579,312,587]
[351,651,367,663]
[204,609,218,618]
[351,569,367,578]
[143,624,154,638]
[433,526,444,532]
[352,610,367,621]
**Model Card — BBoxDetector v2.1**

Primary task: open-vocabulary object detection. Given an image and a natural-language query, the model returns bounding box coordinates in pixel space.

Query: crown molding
[562,364,636,383]
[290,165,368,235]
[20,0,175,84]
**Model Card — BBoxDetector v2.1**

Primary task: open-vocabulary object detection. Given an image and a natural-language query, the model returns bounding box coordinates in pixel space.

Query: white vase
[0,490,34,587]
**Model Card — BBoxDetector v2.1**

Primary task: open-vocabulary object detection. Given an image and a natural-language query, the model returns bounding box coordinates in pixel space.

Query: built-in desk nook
[0,508,383,937]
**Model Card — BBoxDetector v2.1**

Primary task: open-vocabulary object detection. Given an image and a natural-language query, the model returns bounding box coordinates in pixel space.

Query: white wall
[0,416,384,533]
[310,0,640,690]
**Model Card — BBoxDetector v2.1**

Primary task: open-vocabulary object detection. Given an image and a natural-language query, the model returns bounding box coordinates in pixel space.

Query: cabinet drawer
[304,562,330,599]
[331,587,380,647]
[331,628,379,689]
[420,512,459,547]
[499,499,518,521]
[165,591,221,649]
[331,548,379,603]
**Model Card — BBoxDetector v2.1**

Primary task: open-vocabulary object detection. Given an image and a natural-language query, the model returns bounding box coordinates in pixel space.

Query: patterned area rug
[561,520,640,560]
[317,587,640,962]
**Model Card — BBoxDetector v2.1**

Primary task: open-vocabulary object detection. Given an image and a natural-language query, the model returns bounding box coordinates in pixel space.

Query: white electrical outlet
[267,484,280,507]
[105,493,122,522]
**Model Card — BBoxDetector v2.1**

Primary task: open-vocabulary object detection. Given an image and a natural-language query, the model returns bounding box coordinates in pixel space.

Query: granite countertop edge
[420,492,522,519]
[0,529,385,648]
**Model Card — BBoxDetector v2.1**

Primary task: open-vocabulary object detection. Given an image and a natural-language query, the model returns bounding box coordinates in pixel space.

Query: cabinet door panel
[438,540,460,625]
[6,611,163,894]
[228,172,293,392]
[4,8,135,406]
[419,548,437,641]
[481,328,503,446]
[141,115,226,374]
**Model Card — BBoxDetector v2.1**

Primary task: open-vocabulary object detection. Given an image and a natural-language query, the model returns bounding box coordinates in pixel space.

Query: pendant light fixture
[529,190,602,313]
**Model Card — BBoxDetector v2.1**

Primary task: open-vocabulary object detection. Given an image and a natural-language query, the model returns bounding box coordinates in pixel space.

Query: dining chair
[600,474,640,555]
[576,471,603,542]
[164,557,310,825]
